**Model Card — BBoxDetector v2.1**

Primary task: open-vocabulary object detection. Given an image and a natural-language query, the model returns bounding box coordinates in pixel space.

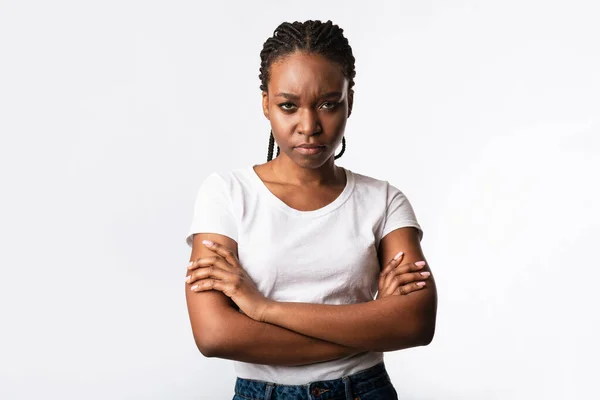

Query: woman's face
[262,51,353,168]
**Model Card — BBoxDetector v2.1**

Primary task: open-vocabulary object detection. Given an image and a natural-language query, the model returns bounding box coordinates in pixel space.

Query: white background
[1,0,599,399]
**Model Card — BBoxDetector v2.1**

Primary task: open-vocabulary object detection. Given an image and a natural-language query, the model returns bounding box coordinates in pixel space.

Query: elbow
[416,327,435,346]
[192,321,227,358]
[414,315,437,346]
[194,333,220,358]
[382,318,436,352]
[415,292,438,346]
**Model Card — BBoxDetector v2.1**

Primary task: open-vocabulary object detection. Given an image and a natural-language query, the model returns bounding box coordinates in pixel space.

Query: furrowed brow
[320,91,343,98]
[274,91,343,100]
[275,92,300,100]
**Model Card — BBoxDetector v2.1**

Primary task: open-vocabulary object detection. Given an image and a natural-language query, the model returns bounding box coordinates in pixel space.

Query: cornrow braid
[259,20,355,162]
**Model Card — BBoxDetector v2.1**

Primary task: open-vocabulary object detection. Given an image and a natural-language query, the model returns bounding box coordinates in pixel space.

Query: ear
[348,89,354,118]
[262,91,270,120]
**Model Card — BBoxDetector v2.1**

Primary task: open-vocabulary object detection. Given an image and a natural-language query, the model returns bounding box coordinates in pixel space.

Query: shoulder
[192,166,258,214]
[348,168,387,191]
[347,168,408,199]
[197,166,252,191]
[347,168,422,239]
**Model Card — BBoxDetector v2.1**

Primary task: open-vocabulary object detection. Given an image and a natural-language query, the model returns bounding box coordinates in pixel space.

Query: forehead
[268,51,347,94]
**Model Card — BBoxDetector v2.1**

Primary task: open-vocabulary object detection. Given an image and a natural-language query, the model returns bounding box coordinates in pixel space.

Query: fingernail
[393,251,404,260]
[185,275,190,282]
[190,285,198,290]
[202,240,214,246]
[415,261,426,266]
[187,261,193,268]
[420,271,430,277]
[417,282,426,286]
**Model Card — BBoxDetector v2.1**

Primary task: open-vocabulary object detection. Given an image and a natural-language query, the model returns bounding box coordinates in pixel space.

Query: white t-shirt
[185,164,423,385]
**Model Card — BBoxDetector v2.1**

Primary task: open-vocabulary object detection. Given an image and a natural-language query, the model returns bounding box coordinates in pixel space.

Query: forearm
[263,293,437,352]
[207,307,369,366]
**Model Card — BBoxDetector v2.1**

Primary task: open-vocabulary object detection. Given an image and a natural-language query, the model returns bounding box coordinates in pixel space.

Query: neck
[270,155,342,187]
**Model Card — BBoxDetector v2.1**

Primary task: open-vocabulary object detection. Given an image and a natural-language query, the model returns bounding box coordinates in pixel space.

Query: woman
[184,20,437,400]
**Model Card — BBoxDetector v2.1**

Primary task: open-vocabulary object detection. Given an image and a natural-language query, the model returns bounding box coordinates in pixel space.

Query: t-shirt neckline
[247,164,355,217]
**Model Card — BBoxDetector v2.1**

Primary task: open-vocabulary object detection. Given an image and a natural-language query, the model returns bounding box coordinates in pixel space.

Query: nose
[297,108,321,136]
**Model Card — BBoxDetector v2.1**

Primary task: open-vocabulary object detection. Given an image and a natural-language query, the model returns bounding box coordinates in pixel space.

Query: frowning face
[262,50,353,168]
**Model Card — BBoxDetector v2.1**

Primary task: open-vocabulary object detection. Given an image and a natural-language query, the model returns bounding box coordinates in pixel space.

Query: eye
[278,102,296,111]
[320,101,337,110]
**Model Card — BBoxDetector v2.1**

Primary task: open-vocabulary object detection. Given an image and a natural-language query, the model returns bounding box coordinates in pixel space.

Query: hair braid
[260,20,355,161]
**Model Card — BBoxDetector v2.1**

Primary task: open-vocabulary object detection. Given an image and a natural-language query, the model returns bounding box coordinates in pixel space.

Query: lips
[296,144,325,148]
[295,146,325,155]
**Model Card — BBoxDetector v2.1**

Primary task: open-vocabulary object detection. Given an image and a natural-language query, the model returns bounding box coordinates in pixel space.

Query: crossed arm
[185,228,437,366]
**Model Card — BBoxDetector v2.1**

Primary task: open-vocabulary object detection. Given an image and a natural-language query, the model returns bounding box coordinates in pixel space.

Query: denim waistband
[234,361,393,400]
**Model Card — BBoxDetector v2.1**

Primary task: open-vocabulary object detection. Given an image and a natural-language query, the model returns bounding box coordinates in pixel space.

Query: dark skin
[254,50,353,206]
[184,50,436,359]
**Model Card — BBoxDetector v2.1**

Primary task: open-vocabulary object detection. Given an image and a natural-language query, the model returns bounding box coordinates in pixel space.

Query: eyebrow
[275,91,343,100]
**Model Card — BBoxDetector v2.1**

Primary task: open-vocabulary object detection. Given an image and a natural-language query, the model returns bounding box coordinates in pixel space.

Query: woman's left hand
[185,240,273,322]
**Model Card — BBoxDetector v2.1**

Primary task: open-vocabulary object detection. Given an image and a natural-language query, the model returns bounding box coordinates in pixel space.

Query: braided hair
[259,20,356,162]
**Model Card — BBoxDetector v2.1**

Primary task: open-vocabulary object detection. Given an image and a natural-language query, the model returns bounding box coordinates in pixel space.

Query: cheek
[321,110,348,131]
[268,116,288,137]
[269,109,297,135]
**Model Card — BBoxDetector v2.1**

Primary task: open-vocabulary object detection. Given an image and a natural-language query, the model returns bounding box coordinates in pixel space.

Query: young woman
[184,20,437,400]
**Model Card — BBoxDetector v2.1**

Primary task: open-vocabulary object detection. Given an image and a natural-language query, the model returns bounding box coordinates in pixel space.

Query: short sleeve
[381,182,424,242]
[185,172,239,248]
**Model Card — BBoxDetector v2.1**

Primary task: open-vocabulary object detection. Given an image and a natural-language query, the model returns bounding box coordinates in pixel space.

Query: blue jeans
[232,361,398,400]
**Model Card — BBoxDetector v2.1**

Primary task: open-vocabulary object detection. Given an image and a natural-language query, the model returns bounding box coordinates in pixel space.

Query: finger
[381,267,429,296]
[380,251,404,277]
[389,270,431,287]
[382,270,402,296]
[378,261,390,289]
[190,278,228,294]
[187,258,202,271]
[186,264,231,285]
[391,260,427,275]
[378,272,386,292]
[382,261,427,285]
[399,281,427,295]
[201,240,239,267]
[188,255,235,273]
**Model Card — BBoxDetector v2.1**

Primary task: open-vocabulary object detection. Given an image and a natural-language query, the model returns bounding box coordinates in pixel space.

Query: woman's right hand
[375,252,430,300]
